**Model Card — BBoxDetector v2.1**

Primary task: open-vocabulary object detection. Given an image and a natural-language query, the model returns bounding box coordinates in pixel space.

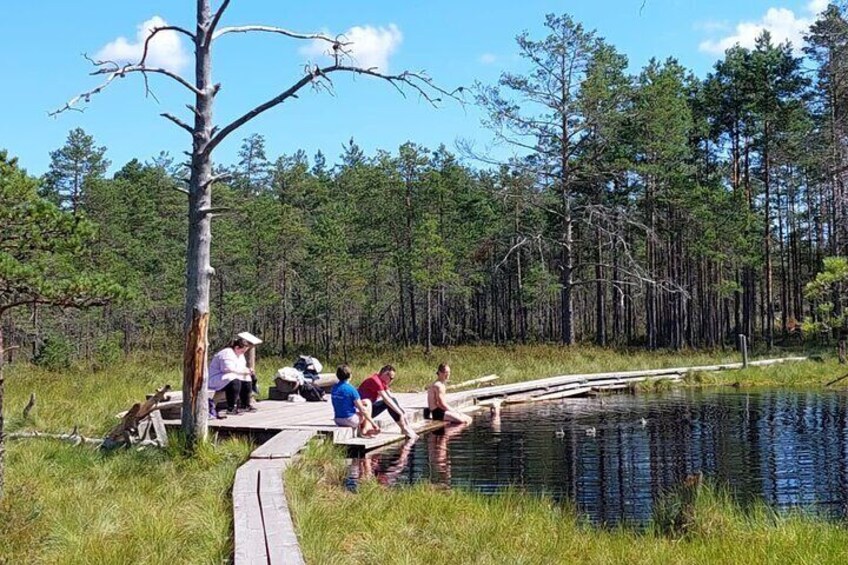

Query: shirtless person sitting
[425,363,473,424]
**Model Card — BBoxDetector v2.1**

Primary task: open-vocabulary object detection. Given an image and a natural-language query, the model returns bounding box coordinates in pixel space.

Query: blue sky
[0,0,828,176]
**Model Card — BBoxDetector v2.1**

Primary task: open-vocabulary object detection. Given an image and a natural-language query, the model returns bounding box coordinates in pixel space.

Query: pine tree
[41,128,109,215]
[0,150,121,499]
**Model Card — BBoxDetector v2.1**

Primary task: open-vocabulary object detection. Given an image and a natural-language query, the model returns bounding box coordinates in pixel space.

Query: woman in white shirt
[208,337,256,416]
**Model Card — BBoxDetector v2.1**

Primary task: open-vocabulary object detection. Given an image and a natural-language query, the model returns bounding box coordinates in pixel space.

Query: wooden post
[738,334,749,368]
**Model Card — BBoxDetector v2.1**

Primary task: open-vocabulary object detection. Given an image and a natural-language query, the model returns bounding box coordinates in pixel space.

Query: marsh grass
[287,438,848,565]
[274,343,844,393]
[2,358,252,564]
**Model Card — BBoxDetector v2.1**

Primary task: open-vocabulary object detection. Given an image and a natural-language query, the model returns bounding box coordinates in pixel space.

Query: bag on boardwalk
[294,355,323,380]
[298,381,325,402]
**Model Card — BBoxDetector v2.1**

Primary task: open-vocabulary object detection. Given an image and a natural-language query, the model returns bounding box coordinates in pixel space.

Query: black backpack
[298,381,325,402]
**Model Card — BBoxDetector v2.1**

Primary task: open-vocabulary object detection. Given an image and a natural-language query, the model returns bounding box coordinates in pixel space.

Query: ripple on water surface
[348,389,848,526]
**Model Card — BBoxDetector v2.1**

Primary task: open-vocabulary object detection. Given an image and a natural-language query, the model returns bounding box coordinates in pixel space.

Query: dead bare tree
[53,0,460,449]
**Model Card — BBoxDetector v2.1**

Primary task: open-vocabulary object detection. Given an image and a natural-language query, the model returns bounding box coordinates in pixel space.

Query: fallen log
[103,384,172,449]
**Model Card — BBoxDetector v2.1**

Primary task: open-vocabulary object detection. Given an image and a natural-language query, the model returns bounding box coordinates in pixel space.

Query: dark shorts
[423,408,446,421]
[371,399,403,422]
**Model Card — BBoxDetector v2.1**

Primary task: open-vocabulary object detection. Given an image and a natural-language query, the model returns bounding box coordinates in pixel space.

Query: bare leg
[444,409,473,424]
[359,399,380,437]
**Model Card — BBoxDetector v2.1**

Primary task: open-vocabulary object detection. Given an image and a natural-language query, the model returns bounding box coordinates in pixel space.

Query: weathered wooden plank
[258,462,305,565]
[148,411,168,447]
[233,461,268,565]
[448,374,499,390]
[251,430,315,460]
[336,431,407,449]
[532,387,593,401]
[470,358,807,400]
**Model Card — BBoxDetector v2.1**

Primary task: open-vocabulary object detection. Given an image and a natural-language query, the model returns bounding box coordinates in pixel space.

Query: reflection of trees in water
[353,391,848,526]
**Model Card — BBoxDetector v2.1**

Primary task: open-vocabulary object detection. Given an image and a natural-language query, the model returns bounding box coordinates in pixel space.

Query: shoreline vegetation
[287,440,848,565]
[2,345,846,562]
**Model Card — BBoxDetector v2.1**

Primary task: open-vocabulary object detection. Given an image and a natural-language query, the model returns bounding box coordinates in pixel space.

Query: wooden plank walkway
[234,430,315,565]
[162,390,477,452]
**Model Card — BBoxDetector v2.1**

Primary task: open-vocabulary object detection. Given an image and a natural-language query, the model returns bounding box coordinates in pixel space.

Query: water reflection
[348,389,848,526]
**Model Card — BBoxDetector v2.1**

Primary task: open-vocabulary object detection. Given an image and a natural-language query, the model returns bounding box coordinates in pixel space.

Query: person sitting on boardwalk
[208,337,257,417]
[358,365,419,440]
[332,364,380,437]
[425,363,473,424]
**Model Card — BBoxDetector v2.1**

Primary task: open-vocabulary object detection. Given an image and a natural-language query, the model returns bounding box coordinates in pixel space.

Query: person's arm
[220,350,251,376]
[379,389,405,415]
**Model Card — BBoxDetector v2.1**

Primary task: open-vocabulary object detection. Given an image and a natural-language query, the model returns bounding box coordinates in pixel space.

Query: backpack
[298,381,325,402]
[293,355,323,380]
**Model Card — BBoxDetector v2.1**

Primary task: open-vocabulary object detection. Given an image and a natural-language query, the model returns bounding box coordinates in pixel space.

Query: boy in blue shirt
[332,364,380,437]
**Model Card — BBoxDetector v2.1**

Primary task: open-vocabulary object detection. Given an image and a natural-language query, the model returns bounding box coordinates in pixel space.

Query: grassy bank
[287,440,848,565]
[1,357,252,564]
[260,343,844,393]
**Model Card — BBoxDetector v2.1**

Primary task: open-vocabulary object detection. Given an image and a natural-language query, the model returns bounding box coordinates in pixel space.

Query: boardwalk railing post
[738,334,749,368]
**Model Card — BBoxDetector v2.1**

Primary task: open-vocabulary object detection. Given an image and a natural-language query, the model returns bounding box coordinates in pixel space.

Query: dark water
[348,389,848,526]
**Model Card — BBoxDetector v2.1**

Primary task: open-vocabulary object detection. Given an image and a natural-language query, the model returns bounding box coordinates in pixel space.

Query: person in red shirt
[358,365,418,440]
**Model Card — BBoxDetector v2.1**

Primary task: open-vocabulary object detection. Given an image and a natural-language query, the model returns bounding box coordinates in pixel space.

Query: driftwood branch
[104,384,172,448]
[9,428,103,447]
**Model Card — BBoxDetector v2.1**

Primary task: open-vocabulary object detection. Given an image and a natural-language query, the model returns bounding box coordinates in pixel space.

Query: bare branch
[202,172,233,188]
[49,68,123,116]
[92,64,202,96]
[51,59,202,116]
[142,71,161,103]
[212,24,345,46]
[198,206,232,216]
[495,237,530,270]
[140,26,196,68]
[173,185,190,196]
[207,0,232,42]
[207,64,462,155]
[161,112,193,134]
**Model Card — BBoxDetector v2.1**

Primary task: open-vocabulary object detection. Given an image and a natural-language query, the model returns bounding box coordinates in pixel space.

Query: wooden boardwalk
[163,390,477,449]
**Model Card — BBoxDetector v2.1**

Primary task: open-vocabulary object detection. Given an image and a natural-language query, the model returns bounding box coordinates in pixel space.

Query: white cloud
[808,0,828,15]
[698,1,827,56]
[480,53,497,64]
[300,24,402,72]
[96,16,190,73]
